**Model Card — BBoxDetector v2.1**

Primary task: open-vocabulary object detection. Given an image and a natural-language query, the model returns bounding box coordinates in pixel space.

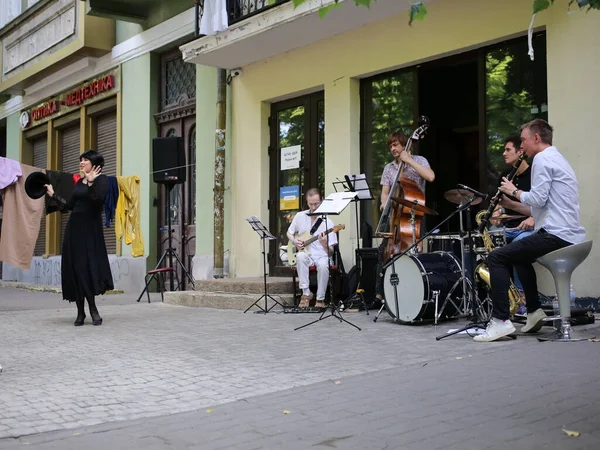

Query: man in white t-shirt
[287,188,338,308]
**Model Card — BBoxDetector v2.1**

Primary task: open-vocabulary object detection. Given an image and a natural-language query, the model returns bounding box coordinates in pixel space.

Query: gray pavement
[1,286,599,449]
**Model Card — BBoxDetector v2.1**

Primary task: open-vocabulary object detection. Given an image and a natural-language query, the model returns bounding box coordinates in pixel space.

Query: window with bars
[162,53,196,109]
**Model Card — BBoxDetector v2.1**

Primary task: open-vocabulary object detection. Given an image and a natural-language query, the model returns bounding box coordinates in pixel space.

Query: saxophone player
[474,119,586,342]
[490,135,535,301]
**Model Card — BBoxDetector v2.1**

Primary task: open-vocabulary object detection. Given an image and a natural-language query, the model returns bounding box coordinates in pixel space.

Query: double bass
[374,117,430,263]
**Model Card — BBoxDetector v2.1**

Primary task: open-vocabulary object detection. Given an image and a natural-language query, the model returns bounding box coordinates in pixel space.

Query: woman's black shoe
[74,314,86,326]
[90,311,103,326]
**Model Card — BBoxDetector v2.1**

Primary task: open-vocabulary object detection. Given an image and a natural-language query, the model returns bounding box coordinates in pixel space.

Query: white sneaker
[473,318,516,342]
[521,308,547,333]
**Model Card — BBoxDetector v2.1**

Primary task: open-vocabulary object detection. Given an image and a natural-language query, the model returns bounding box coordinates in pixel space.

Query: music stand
[333,174,375,312]
[244,216,284,314]
[295,192,361,331]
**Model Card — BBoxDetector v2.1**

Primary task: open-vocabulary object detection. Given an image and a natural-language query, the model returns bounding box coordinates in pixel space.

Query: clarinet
[477,153,526,233]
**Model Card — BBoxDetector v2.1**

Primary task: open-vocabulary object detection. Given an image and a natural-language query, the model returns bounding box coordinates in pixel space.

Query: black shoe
[74,314,86,326]
[90,311,103,326]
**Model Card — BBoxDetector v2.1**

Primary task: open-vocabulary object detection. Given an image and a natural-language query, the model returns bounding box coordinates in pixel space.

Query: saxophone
[474,211,522,316]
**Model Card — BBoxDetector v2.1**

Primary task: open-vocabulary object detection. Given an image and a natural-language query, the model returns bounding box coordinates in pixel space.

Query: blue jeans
[504,228,535,291]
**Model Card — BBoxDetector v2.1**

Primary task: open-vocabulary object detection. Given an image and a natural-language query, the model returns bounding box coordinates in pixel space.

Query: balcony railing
[228,0,289,25]
[195,0,289,36]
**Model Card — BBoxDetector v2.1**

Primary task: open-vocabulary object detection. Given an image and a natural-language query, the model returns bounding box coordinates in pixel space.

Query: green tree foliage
[272,0,599,22]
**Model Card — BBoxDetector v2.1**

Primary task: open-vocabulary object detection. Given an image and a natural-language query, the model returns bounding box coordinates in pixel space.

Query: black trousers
[487,229,570,320]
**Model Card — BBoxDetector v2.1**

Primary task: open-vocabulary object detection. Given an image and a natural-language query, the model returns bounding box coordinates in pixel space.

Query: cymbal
[492,214,527,222]
[444,189,483,206]
[389,197,438,215]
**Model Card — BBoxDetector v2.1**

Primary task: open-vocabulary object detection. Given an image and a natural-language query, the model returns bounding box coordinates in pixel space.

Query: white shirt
[287,210,338,260]
[520,146,585,244]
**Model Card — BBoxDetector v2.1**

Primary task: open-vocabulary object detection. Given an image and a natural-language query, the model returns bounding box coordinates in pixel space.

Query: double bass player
[375,131,436,304]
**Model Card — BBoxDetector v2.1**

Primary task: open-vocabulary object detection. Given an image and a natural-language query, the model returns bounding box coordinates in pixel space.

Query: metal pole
[213,68,227,278]
[167,184,174,291]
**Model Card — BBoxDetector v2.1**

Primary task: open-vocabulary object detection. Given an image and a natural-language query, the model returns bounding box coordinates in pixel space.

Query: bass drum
[383,251,463,323]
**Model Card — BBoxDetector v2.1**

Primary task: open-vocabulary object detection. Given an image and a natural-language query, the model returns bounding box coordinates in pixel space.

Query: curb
[0,281,124,295]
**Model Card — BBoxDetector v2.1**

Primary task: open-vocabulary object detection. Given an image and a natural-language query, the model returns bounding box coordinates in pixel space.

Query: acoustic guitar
[287,224,345,266]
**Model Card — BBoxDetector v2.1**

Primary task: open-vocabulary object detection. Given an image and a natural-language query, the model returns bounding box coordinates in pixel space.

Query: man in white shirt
[287,188,338,309]
[474,119,586,342]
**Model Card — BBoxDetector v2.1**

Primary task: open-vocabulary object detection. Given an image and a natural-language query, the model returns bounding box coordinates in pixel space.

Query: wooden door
[158,118,195,289]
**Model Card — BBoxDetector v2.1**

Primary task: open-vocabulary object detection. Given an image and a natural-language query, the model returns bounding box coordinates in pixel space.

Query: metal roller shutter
[32,138,48,256]
[60,126,81,252]
[95,112,117,254]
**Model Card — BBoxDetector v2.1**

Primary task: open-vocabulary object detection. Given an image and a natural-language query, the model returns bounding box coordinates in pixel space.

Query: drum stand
[436,207,505,341]
[435,201,474,322]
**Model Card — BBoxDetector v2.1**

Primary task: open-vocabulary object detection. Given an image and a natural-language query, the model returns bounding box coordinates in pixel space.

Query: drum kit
[375,186,526,326]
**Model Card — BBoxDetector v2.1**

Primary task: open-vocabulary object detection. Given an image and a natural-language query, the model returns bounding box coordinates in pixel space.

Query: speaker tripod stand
[137,183,194,302]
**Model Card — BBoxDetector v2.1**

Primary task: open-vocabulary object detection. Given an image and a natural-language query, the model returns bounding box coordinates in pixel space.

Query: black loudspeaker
[356,247,379,299]
[152,136,186,185]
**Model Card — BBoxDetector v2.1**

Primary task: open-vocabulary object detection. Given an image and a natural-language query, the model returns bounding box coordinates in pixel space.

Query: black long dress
[53,174,114,302]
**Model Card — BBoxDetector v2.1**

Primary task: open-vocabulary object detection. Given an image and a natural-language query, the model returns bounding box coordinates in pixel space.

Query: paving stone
[1,287,599,449]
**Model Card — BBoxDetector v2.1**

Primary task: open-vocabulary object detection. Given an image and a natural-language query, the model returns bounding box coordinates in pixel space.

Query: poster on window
[280,185,300,211]
[281,145,301,170]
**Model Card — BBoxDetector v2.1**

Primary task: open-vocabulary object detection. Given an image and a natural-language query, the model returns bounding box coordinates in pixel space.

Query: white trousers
[296,252,330,300]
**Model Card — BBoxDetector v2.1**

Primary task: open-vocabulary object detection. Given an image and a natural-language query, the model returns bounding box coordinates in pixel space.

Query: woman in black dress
[45,150,114,326]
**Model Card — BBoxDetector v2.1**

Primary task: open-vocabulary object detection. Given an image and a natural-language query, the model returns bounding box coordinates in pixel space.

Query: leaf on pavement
[206,408,212,413]
[562,428,581,437]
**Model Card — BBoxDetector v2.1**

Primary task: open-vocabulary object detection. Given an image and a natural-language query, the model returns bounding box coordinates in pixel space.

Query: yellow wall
[545,7,600,296]
[229,0,600,296]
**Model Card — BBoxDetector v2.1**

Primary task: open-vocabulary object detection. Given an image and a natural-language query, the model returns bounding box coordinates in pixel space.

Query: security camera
[230,68,243,78]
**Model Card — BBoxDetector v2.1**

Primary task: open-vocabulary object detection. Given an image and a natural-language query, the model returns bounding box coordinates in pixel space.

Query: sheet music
[312,192,357,215]
[345,173,373,200]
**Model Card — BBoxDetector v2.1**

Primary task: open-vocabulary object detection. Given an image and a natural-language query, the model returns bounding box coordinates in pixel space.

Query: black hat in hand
[25,171,51,200]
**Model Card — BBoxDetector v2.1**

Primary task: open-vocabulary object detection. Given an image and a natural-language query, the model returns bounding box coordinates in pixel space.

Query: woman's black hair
[80,149,105,168]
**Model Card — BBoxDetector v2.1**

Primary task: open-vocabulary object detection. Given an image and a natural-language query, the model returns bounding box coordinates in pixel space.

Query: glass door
[269,92,324,276]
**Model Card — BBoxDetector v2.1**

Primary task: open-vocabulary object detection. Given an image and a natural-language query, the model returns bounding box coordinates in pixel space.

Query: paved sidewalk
[1,287,599,449]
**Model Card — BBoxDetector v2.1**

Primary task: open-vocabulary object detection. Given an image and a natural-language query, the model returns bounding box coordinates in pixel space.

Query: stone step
[193,277,296,295]
[164,291,295,311]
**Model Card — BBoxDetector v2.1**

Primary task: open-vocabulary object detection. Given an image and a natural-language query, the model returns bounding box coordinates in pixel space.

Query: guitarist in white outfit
[287,188,338,308]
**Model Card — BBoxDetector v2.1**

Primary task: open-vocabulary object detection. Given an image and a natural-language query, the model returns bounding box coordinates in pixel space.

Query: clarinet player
[474,119,586,342]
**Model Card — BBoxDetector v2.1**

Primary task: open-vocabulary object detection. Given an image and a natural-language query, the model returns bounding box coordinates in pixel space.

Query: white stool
[536,240,594,342]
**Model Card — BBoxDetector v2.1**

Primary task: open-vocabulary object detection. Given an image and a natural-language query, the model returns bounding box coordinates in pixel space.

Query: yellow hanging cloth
[115,175,144,257]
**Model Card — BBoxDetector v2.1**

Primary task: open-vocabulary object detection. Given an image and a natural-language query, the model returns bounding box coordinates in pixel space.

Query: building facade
[181,0,600,299]
[0,0,224,293]
[2,0,599,301]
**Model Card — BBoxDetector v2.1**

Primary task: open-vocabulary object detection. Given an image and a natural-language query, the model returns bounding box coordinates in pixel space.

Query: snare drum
[383,251,463,323]
[426,233,462,257]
